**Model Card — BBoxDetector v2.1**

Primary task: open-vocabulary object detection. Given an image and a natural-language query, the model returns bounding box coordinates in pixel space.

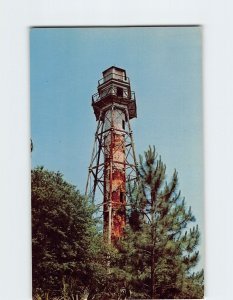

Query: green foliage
[32,167,102,299]
[32,145,204,299]
[115,146,204,299]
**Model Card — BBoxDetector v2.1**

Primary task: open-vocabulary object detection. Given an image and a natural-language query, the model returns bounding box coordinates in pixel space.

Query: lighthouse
[86,66,138,244]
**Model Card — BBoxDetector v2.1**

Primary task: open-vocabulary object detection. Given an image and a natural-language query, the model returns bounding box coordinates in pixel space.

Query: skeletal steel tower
[85,66,138,244]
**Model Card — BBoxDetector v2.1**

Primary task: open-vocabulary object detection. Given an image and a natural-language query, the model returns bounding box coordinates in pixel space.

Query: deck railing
[92,90,136,103]
[98,73,130,86]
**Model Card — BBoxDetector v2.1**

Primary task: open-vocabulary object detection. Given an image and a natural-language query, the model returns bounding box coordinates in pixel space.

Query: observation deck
[92,66,137,121]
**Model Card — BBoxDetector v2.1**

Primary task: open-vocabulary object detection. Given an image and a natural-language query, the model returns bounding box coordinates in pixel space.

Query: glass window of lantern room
[117,87,123,97]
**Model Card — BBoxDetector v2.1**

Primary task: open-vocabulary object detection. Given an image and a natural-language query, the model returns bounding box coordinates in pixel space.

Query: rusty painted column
[103,107,127,242]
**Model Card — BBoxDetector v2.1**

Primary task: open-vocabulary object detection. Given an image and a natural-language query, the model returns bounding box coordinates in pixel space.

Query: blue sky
[30,26,204,268]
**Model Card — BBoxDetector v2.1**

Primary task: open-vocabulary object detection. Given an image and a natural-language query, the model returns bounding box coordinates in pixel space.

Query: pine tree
[116,146,204,299]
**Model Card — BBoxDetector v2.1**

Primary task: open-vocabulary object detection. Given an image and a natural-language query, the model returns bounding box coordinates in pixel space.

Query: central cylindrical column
[103,107,126,243]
